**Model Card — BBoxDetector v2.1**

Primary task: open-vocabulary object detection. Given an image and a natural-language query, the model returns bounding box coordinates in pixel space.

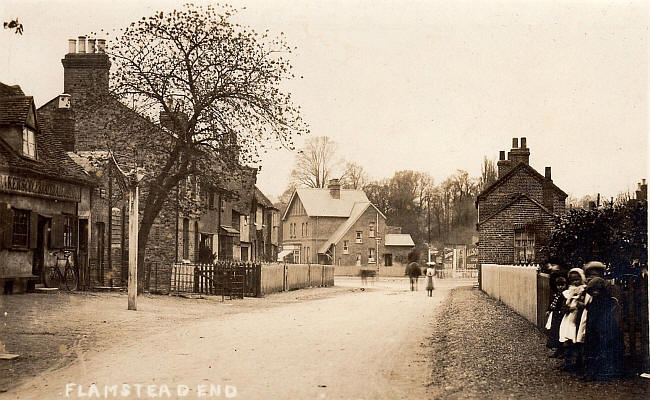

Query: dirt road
[5,278,471,400]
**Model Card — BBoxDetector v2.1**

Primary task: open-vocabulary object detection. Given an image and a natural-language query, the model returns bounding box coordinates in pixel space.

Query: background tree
[289,136,342,188]
[85,4,307,279]
[363,179,391,216]
[479,156,497,190]
[340,162,368,189]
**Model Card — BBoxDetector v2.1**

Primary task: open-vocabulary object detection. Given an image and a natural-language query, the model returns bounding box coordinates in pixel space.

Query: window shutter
[29,211,39,249]
[0,203,14,248]
[51,214,65,249]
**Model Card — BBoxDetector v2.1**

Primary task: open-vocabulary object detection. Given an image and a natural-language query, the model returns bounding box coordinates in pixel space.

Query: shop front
[0,171,89,293]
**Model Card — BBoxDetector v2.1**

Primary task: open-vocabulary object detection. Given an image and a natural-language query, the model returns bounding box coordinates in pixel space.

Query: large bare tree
[84,4,308,277]
[290,136,341,188]
[340,162,369,190]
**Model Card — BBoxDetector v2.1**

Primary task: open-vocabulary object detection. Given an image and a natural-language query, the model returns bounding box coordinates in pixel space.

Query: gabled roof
[0,96,34,126]
[478,193,553,226]
[385,234,415,247]
[282,187,369,220]
[476,162,567,202]
[254,186,277,211]
[317,202,387,254]
[0,83,94,185]
[0,82,24,97]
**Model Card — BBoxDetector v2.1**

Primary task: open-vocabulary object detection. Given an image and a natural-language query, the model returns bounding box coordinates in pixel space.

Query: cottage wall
[332,207,387,267]
[477,197,555,264]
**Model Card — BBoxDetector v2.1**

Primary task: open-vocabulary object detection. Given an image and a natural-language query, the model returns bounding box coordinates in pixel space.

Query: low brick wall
[480,264,539,325]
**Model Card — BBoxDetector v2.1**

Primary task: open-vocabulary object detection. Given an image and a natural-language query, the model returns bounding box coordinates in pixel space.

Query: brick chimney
[62,37,111,96]
[54,93,76,151]
[636,179,647,201]
[328,178,341,199]
[542,166,554,212]
[497,150,511,179]
[507,137,530,165]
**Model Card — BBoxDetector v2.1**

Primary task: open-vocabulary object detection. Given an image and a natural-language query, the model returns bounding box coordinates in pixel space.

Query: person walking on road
[425,263,435,297]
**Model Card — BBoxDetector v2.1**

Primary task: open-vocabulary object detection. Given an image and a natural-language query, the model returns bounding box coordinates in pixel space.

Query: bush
[545,201,647,279]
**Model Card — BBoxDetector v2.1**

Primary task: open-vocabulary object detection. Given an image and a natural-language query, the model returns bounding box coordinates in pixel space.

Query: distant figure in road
[425,264,435,297]
[406,261,421,291]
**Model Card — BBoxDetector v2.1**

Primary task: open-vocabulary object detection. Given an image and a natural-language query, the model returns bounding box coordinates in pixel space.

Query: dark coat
[406,262,422,278]
[583,295,625,380]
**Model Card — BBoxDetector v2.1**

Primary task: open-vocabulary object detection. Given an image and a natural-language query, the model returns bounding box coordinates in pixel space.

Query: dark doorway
[32,216,50,280]
[78,219,88,289]
[384,253,393,266]
[95,222,105,284]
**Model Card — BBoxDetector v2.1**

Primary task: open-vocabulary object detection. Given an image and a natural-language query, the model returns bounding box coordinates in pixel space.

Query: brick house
[0,82,95,292]
[475,137,567,264]
[281,179,414,267]
[37,37,257,289]
[250,186,279,262]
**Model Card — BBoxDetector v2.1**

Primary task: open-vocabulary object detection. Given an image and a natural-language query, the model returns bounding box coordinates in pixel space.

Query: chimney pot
[520,137,527,148]
[643,179,647,185]
[77,36,86,53]
[68,39,76,54]
[499,151,505,161]
[97,39,106,53]
[512,138,519,148]
[88,38,96,53]
[545,167,552,181]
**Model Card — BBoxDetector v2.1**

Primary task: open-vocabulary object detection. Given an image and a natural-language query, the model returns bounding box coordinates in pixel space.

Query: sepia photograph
[0,0,648,398]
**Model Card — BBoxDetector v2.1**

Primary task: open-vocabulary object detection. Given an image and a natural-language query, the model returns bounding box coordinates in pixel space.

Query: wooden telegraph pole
[127,181,139,311]
[127,168,145,311]
[104,153,141,311]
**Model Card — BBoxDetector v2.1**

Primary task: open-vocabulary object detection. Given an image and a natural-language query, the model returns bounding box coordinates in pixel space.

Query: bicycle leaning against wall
[43,249,78,291]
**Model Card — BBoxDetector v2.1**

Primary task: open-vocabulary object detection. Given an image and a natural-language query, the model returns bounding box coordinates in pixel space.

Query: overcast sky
[1,0,647,201]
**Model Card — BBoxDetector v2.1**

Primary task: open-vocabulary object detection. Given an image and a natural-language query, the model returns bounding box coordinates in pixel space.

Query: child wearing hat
[582,277,624,381]
[558,268,587,371]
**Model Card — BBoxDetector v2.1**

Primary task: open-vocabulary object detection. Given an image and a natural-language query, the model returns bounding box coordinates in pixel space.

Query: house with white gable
[280,179,414,267]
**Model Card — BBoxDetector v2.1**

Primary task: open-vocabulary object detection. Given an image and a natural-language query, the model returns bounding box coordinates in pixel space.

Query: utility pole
[127,168,145,311]
[127,182,139,311]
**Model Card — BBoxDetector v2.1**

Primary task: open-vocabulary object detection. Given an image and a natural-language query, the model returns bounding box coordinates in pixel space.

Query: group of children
[545,261,625,381]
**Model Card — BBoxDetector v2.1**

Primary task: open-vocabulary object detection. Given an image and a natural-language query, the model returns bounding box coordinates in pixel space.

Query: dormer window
[22,127,36,158]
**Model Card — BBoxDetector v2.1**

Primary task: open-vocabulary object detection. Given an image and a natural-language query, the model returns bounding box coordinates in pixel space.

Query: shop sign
[0,173,81,202]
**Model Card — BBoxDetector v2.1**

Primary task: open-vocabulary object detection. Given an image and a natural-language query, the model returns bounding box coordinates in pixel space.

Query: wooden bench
[1,274,39,294]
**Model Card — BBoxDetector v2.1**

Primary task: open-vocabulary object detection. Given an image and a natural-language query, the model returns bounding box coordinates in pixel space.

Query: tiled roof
[385,234,415,247]
[0,82,24,96]
[285,188,369,219]
[0,82,95,186]
[0,96,32,125]
[254,186,276,210]
[318,202,371,254]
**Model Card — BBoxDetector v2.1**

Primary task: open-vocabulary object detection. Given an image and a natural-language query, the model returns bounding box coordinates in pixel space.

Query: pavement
[2,277,472,400]
[426,286,650,400]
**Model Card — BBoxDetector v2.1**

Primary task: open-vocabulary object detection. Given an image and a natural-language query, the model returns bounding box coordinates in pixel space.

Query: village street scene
[0,1,648,399]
